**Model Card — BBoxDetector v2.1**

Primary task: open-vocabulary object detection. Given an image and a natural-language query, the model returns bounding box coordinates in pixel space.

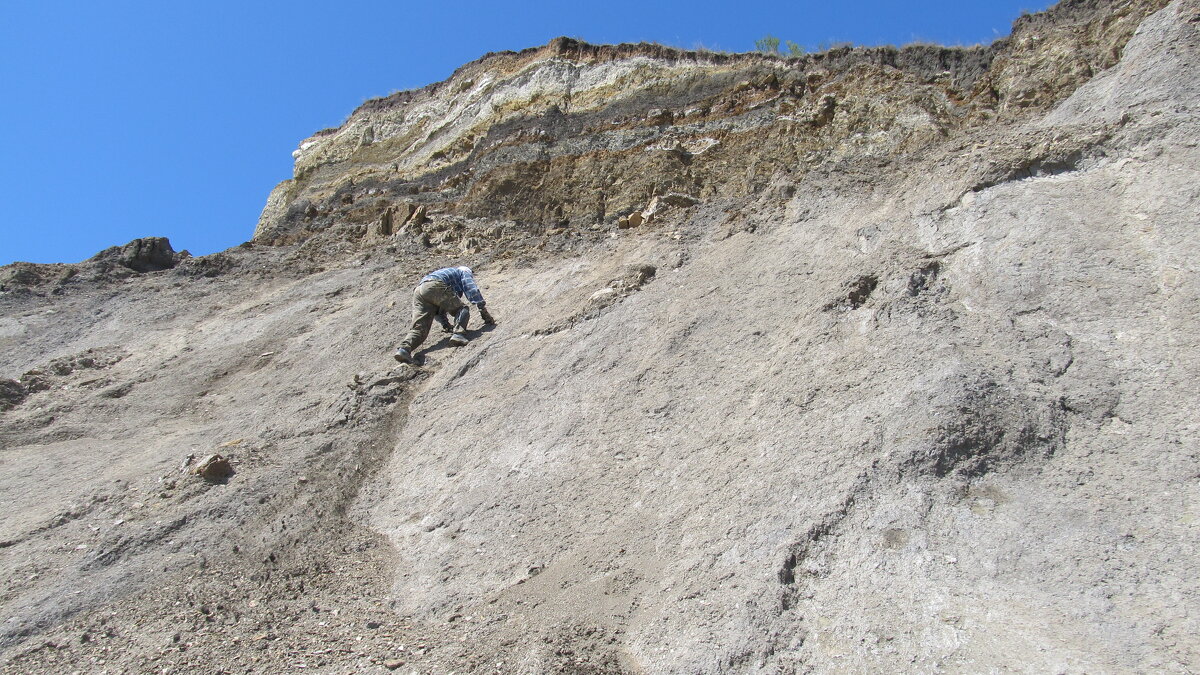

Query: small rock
[643,196,663,220]
[627,211,643,228]
[383,659,405,670]
[98,382,133,399]
[367,621,381,629]
[0,378,27,411]
[195,454,234,481]
[19,369,51,393]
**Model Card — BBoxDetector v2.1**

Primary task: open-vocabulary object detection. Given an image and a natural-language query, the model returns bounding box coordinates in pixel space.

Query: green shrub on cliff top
[755,35,806,57]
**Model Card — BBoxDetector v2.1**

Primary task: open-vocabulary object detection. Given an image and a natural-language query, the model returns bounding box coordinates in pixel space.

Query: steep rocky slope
[2,0,1198,673]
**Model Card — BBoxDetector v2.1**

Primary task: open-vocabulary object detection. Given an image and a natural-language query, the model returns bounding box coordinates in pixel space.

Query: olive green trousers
[399,280,466,351]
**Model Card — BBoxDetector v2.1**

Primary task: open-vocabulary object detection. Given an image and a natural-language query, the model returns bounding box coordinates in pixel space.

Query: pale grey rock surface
[367,2,1199,671]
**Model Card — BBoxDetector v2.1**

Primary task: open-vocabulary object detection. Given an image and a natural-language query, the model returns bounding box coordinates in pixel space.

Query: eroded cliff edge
[254,0,1163,249]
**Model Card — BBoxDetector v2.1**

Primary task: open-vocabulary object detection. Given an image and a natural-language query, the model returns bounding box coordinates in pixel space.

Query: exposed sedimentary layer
[254,0,1165,251]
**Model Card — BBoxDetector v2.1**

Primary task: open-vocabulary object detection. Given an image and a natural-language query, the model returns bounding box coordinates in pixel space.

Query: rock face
[253,0,1163,250]
[1,1,1198,673]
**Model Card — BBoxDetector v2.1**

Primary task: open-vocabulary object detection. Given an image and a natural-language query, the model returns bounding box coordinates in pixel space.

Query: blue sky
[1,0,1053,265]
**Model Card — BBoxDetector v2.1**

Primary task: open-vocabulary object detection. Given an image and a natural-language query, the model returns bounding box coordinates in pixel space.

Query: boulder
[88,237,185,273]
[409,205,428,227]
[195,454,234,482]
[372,206,396,237]
[642,196,663,222]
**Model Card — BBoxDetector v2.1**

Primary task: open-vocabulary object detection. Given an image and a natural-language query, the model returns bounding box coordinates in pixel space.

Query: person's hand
[479,305,496,325]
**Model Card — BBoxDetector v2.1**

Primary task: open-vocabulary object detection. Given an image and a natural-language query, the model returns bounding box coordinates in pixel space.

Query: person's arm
[459,269,486,305]
[459,269,495,324]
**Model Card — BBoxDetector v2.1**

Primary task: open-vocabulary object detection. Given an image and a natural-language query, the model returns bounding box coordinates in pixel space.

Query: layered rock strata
[254,0,1166,251]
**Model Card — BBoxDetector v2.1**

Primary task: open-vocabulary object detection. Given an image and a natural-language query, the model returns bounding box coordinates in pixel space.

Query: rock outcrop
[253,0,1165,251]
[1,0,1197,673]
[88,237,187,273]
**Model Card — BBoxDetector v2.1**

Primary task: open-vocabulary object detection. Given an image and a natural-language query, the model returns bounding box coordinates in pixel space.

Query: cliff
[1,0,1197,672]
[253,0,1159,250]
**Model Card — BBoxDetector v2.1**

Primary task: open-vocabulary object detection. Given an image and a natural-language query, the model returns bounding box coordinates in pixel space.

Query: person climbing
[394,265,495,363]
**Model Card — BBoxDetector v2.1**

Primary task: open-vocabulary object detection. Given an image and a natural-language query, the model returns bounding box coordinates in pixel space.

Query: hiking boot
[449,334,469,347]
[394,348,413,363]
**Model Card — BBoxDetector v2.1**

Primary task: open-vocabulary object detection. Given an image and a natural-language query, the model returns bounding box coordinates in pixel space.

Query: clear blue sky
[0,0,1054,265]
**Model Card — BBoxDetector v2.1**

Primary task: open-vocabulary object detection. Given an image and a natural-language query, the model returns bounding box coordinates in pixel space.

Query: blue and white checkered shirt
[422,266,485,305]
